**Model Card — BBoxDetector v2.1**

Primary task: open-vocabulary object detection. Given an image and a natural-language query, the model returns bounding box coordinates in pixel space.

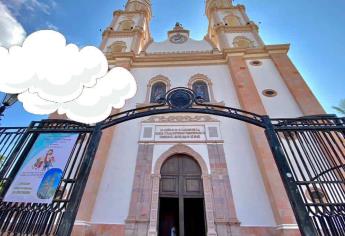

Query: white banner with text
[4,133,79,204]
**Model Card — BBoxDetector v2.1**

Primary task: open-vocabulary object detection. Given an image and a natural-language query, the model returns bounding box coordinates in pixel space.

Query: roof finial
[174,22,183,30]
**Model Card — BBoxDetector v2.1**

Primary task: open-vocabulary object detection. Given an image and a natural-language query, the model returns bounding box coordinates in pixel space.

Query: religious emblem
[170,33,187,44]
[167,88,194,109]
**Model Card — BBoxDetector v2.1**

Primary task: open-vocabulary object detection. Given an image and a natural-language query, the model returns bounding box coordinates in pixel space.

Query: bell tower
[100,0,152,66]
[125,0,151,14]
[206,0,264,50]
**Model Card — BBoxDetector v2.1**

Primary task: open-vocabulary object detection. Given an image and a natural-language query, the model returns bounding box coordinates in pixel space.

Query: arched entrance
[159,155,206,236]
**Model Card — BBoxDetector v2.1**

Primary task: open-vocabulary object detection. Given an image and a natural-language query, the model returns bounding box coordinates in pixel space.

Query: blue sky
[0,0,344,127]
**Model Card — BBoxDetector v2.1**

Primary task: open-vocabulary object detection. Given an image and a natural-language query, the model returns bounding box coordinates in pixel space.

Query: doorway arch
[148,144,217,236]
[159,155,205,236]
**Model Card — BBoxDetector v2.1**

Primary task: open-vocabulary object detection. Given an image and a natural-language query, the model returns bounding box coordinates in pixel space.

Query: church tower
[206,0,264,50]
[71,0,325,235]
[100,0,152,67]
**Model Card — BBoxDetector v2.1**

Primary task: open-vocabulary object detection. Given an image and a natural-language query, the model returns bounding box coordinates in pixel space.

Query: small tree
[0,155,4,166]
[332,99,345,115]
[0,154,5,168]
[0,155,5,194]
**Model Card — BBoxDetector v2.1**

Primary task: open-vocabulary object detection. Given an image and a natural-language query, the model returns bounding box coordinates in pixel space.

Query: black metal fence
[270,116,345,236]
[0,120,101,236]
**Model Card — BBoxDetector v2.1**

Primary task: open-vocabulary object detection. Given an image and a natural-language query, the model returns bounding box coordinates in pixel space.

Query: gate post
[57,123,103,236]
[0,122,35,181]
[262,116,317,236]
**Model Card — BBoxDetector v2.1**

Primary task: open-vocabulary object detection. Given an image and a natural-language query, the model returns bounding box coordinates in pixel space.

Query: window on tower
[119,20,134,31]
[192,81,210,102]
[108,41,127,53]
[150,82,167,103]
[233,36,254,48]
[224,15,241,27]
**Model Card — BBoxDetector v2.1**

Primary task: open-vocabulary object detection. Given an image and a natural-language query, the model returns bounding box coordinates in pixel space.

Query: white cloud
[0,2,26,47]
[0,30,137,124]
[3,0,56,15]
[0,30,108,103]
[18,67,137,124]
[59,67,137,124]
[18,91,58,115]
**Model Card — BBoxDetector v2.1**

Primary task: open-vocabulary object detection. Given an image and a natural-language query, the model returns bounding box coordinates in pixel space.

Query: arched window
[192,81,210,102]
[132,3,142,11]
[119,20,134,31]
[233,36,254,48]
[150,82,166,103]
[109,41,126,53]
[224,15,241,27]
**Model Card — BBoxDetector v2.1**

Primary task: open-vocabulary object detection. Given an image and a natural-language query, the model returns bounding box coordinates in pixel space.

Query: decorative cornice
[266,44,290,54]
[206,5,246,18]
[106,44,290,67]
[113,10,147,17]
[213,5,243,11]
[146,50,213,55]
[224,44,290,55]
[102,28,144,38]
[142,115,219,123]
[106,51,135,60]
[133,51,225,63]
[214,24,259,33]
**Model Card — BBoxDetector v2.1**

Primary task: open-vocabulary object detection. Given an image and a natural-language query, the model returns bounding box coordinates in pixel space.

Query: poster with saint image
[4,133,79,204]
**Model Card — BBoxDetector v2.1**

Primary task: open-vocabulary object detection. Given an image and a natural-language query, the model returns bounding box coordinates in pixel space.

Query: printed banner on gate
[4,133,79,204]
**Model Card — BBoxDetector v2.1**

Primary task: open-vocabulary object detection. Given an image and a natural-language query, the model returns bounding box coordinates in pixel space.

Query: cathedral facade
[71,0,325,235]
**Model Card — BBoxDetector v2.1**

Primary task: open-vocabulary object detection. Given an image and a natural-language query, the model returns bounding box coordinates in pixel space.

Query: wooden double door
[158,155,206,236]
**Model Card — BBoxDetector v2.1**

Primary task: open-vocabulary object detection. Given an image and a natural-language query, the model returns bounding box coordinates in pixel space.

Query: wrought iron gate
[0,120,102,236]
[0,88,343,236]
[266,116,345,236]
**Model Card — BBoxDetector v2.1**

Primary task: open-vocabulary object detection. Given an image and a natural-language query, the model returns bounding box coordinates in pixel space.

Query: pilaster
[270,53,325,115]
[227,55,300,235]
[74,126,117,222]
[125,144,154,236]
[207,144,240,235]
